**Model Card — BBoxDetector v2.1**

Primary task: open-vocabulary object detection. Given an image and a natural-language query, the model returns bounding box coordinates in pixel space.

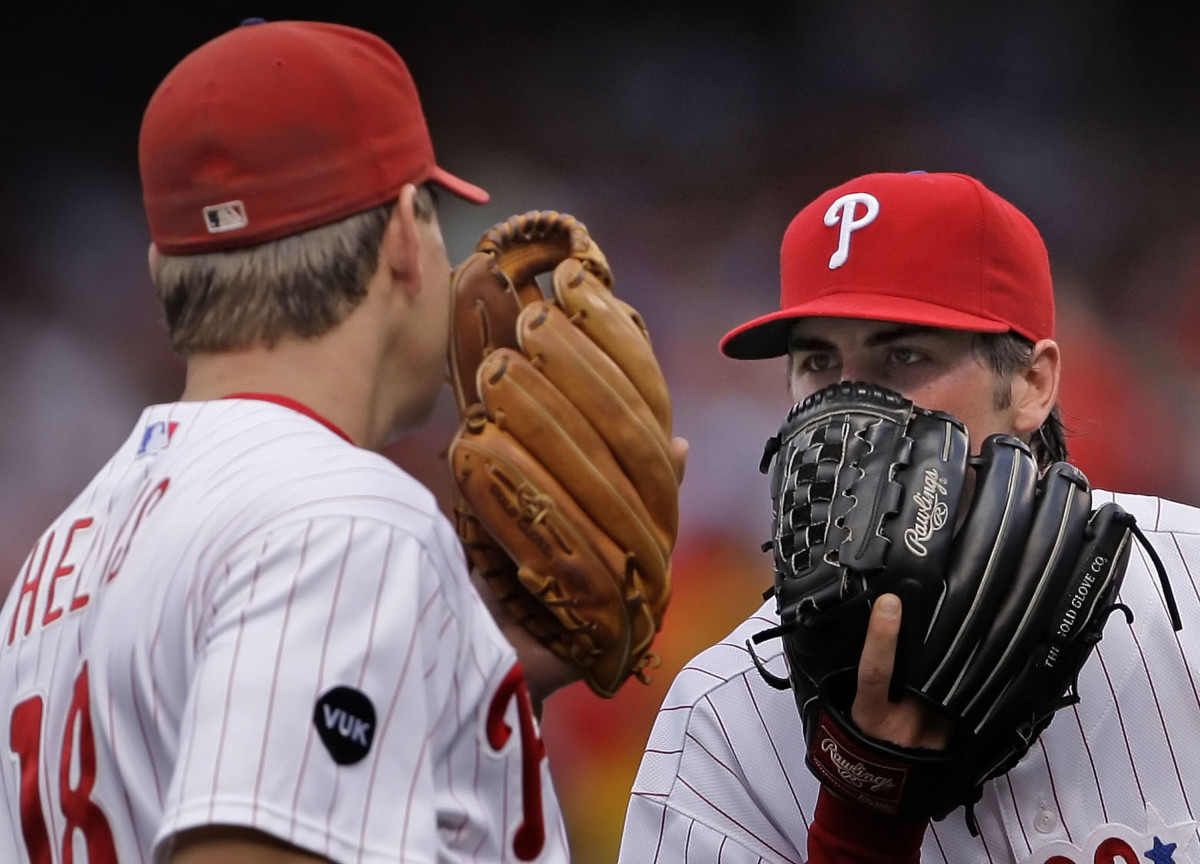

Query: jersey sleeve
[618,607,816,863]
[620,599,941,864]
[154,513,462,864]
[621,796,780,864]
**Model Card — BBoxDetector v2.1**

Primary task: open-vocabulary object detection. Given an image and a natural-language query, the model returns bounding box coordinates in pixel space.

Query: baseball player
[618,171,1200,863]
[0,20,574,864]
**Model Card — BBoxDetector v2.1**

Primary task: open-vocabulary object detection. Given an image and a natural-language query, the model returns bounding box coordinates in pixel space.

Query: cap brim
[719,293,1013,360]
[428,165,489,204]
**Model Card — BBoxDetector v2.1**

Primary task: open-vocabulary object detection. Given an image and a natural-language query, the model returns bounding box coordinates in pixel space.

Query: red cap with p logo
[720,172,1054,359]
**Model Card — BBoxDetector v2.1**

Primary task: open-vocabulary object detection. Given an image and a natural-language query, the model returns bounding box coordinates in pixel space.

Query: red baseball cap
[139,20,489,255]
[719,172,1054,359]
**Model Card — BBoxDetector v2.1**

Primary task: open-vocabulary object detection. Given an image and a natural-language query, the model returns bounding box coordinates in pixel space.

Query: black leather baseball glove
[749,381,1181,830]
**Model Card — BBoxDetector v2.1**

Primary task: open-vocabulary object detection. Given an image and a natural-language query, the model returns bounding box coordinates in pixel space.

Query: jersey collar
[222,392,354,444]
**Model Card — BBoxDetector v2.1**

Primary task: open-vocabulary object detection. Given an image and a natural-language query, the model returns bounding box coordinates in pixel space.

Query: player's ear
[381,184,420,290]
[1011,338,1060,437]
[147,242,159,280]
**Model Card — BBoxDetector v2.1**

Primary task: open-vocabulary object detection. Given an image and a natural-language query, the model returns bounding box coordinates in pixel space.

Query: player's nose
[837,359,869,386]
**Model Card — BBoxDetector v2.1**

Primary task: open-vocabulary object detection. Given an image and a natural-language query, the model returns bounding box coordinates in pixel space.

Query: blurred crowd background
[4,2,1199,861]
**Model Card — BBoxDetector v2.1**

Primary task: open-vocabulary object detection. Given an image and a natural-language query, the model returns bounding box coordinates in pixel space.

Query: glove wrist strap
[804,683,963,821]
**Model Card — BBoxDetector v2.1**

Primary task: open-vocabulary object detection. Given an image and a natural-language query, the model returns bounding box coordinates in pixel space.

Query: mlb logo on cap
[203,201,249,234]
[719,172,1054,359]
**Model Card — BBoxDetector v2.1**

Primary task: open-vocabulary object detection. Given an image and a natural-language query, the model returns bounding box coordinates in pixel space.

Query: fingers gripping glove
[447,211,679,698]
[749,382,1182,828]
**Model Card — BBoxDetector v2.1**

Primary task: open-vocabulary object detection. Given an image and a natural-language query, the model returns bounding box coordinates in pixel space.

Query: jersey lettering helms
[618,492,1200,864]
[0,398,570,864]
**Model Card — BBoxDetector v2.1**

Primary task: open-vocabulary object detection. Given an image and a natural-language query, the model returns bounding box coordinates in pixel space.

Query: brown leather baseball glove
[447,211,678,698]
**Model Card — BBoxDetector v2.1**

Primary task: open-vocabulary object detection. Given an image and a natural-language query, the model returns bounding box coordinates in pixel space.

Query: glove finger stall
[955,462,1092,728]
[448,251,523,412]
[518,301,678,541]
[454,494,567,643]
[448,427,649,697]
[981,501,1133,743]
[553,257,673,434]
[476,348,670,589]
[915,435,1038,700]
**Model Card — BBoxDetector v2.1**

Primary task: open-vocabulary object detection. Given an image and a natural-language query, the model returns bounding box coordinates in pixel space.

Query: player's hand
[851,594,952,750]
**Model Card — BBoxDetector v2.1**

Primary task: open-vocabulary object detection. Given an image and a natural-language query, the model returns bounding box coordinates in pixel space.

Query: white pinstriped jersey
[619,491,1200,864]
[0,398,569,864]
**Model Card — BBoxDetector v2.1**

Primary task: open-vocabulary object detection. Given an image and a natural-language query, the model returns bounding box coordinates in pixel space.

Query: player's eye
[798,353,837,373]
[887,347,925,366]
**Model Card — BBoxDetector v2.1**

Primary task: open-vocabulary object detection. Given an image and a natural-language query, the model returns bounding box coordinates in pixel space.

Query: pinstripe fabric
[0,399,569,863]
[619,492,1200,864]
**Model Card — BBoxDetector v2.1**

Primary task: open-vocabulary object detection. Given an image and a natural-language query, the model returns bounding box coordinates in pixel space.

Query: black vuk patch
[313,686,376,765]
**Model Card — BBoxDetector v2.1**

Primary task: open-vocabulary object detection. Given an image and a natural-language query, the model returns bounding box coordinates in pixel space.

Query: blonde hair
[152,185,437,353]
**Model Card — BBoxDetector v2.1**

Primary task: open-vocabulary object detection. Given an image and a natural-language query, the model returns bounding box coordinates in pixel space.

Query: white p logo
[823,192,880,269]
